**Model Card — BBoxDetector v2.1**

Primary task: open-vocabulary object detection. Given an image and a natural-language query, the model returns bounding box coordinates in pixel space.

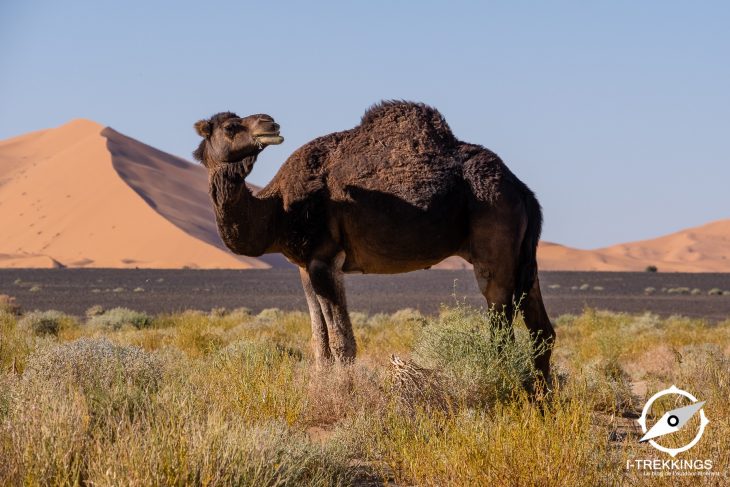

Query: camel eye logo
[638,385,709,457]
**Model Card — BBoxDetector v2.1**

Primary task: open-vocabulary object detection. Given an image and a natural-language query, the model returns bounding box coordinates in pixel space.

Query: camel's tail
[514,189,543,310]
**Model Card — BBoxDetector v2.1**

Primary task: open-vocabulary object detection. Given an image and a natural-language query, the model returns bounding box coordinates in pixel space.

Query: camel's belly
[336,190,469,274]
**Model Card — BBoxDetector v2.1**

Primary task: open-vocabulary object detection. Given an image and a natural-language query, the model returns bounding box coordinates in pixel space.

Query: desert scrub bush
[85,417,356,486]
[356,309,421,358]
[85,304,104,317]
[257,307,285,322]
[192,340,307,424]
[17,309,77,336]
[88,306,151,330]
[579,357,637,413]
[0,295,20,315]
[23,338,162,422]
[407,304,542,408]
[0,311,36,373]
[344,392,616,487]
[0,373,88,485]
[229,310,310,356]
[667,287,690,295]
[304,363,387,426]
[708,287,723,296]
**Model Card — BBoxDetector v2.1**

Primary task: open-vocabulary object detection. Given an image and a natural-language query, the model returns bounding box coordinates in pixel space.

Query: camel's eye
[224,123,240,136]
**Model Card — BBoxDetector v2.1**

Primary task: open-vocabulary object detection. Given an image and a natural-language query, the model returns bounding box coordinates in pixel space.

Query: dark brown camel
[193,101,555,383]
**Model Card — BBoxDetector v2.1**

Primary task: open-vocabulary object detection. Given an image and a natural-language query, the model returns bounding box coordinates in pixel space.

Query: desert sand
[1,120,728,271]
[0,119,269,269]
[537,219,730,272]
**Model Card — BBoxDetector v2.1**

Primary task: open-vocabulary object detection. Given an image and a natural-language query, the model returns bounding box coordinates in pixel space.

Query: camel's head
[193,112,283,170]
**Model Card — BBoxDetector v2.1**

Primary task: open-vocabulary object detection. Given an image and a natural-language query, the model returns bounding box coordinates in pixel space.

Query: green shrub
[17,310,76,336]
[408,305,542,408]
[88,307,151,330]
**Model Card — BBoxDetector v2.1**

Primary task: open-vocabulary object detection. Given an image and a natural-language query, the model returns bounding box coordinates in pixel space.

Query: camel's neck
[207,158,282,257]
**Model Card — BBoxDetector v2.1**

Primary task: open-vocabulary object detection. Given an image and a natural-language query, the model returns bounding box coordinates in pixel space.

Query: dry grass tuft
[0,295,20,315]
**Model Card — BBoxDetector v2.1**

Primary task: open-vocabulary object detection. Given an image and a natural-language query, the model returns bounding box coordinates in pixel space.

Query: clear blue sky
[1,1,728,249]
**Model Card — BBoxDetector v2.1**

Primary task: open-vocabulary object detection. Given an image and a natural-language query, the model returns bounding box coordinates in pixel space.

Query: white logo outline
[637,385,709,457]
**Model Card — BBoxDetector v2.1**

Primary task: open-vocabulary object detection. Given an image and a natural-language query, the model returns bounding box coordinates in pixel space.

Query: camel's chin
[256,135,284,145]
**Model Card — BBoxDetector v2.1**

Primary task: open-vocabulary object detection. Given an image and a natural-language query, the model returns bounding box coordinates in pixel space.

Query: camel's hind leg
[299,267,333,366]
[469,211,522,330]
[522,276,555,385]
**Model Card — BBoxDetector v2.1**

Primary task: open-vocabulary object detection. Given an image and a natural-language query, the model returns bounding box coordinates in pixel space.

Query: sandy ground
[2,269,729,320]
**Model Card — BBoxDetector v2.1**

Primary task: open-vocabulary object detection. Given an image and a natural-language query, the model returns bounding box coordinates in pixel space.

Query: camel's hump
[359,100,457,145]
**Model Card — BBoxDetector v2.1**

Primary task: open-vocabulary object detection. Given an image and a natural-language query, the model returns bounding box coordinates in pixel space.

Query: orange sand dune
[436,220,730,272]
[538,219,730,272]
[0,119,270,269]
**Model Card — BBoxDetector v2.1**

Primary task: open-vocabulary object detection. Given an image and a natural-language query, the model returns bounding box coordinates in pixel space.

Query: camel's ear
[194,119,212,138]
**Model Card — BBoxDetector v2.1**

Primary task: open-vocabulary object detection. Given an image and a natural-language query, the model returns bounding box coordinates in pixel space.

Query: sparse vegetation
[0,295,20,315]
[667,287,691,295]
[0,304,728,485]
[645,265,658,272]
[87,307,151,330]
[85,304,105,317]
[17,310,77,336]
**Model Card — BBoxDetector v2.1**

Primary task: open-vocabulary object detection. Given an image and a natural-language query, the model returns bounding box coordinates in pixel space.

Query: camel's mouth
[254,133,284,146]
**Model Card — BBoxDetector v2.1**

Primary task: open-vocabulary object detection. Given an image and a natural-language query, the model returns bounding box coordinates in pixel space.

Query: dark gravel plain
[2,269,730,320]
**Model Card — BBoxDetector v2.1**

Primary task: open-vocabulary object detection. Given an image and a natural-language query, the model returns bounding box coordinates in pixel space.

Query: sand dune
[538,219,730,272]
[1,120,727,271]
[436,220,730,272]
[0,119,271,269]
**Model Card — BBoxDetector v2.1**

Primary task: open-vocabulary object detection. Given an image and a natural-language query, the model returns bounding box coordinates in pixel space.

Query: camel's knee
[307,260,338,299]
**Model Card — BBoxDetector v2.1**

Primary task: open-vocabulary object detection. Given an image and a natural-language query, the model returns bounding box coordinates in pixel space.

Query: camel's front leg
[306,255,356,363]
[299,267,333,366]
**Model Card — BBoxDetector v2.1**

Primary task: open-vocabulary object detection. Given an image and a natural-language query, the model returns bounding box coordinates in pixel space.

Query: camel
[193,101,555,383]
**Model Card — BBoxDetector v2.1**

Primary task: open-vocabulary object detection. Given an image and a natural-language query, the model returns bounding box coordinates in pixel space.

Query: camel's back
[327,102,461,209]
[263,101,471,210]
